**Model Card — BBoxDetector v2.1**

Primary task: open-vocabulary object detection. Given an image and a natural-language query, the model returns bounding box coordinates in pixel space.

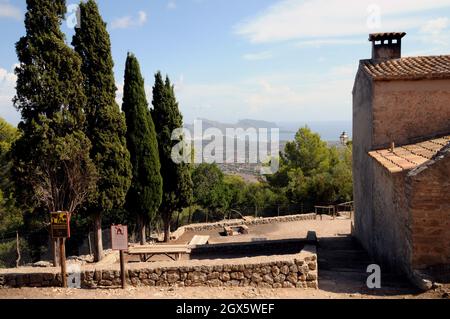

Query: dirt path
[0,285,448,299]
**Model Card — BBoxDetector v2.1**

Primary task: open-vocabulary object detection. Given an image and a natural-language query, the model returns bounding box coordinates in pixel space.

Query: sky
[1,0,450,126]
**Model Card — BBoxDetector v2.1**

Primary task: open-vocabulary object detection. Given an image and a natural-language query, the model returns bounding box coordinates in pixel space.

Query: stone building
[352,32,450,286]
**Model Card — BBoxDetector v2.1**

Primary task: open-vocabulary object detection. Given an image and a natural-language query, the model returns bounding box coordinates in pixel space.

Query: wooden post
[88,232,92,255]
[120,250,126,289]
[16,231,21,268]
[59,238,67,288]
[52,238,59,267]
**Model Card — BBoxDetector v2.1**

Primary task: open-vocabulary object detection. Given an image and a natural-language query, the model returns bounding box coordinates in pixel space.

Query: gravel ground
[0,285,448,299]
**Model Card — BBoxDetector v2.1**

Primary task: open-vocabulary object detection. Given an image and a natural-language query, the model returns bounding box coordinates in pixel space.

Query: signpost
[111,225,128,289]
[51,211,70,288]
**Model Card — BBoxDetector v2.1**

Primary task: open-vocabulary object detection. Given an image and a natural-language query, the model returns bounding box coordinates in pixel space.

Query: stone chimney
[369,32,406,61]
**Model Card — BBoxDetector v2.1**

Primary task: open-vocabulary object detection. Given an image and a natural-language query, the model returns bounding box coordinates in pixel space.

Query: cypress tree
[72,0,132,261]
[152,72,193,242]
[122,54,162,245]
[12,0,96,264]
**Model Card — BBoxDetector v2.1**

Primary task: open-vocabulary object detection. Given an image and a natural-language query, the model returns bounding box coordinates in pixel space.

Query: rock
[94,270,102,281]
[213,265,223,272]
[280,265,289,275]
[308,262,317,271]
[103,271,114,280]
[287,273,298,284]
[138,272,148,280]
[230,272,244,280]
[271,266,280,276]
[263,274,274,284]
[149,273,159,281]
[188,271,207,283]
[296,282,306,288]
[167,272,180,283]
[289,265,298,273]
[84,271,94,281]
[261,266,271,275]
[130,277,140,286]
[219,272,231,282]
[282,281,295,288]
[306,273,317,281]
[251,273,263,283]
[298,274,307,281]
[273,274,286,283]
[207,272,220,280]
[295,260,305,266]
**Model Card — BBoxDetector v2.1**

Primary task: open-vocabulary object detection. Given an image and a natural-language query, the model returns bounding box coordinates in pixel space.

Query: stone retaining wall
[171,213,317,240]
[0,245,318,290]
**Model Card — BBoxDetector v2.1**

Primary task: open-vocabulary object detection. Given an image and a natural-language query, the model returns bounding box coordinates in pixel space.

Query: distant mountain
[184,118,352,142]
[184,118,278,132]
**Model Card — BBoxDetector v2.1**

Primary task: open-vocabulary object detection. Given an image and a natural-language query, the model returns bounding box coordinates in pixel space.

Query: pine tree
[72,0,132,261]
[152,72,192,242]
[12,0,97,265]
[122,54,162,245]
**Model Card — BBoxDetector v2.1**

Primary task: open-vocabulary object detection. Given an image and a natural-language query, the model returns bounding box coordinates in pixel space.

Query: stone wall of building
[371,159,412,275]
[372,79,450,149]
[352,67,375,254]
[0,246,318,289]
[407,149,450,270]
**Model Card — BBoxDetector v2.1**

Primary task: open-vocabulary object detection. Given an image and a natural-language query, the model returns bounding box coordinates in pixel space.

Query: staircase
[318,236,417,295]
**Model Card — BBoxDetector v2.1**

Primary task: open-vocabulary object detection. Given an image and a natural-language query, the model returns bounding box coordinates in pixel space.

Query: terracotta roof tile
[369,136,450,173]
[361,56,450,80]
[369,32,406,41]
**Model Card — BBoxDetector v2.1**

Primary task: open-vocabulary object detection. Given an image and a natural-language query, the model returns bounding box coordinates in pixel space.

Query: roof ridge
[360,55,450,80]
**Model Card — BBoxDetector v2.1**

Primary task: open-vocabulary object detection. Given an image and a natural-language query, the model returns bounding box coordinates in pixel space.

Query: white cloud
[243,51,273,61]
[415,17,450,47]
[235,0,450,43]
[0,65,19,124]
[296,38,365,48]
[0,2,22,21]
[420,17,449,35]
[111,10,148,29]
[167,1,177,10]
[176,65,355,122]
[138,11,147,24]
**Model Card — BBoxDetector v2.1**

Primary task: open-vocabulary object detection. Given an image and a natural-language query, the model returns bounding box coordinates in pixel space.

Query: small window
[384,40,389,44]
[375,40,381,45]
[392,39,398,44]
